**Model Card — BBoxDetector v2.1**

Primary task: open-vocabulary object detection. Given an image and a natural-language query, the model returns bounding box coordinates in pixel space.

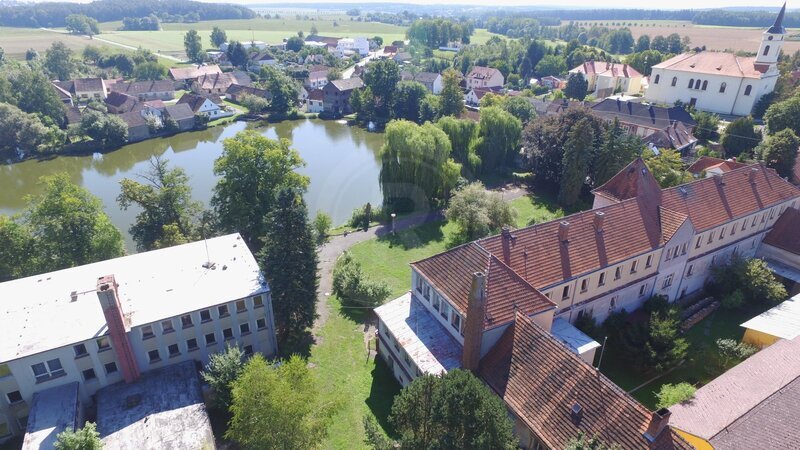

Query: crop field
[563,20,800,53]
[0,27,94,58]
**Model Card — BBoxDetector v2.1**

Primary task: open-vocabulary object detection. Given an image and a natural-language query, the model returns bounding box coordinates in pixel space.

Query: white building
[569,61,643,98]
[336,37,369,57]
[644,4,785,116]
[466,66,504,90]
[0,234,278,443]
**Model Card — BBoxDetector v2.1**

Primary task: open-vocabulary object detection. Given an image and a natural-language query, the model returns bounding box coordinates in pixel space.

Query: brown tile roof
[571,61,643,79]
[72,77,105,92]
[762,207,800,256]
[687,156,747,175]
[480,313,693,450]
[661,164,800,232]
[105,91,138,111]
[329,77,364,92]
[110,80,174,95]
[307,89,324,101]
[411,243,554,330]
[642,122,697,150]
[592,158,663,203]
[652,52,763,79]
[659,208,689,245]
[467,66,502,80]
[168,65,222,81]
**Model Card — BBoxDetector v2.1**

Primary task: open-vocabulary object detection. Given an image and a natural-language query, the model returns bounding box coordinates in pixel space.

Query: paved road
[312,185,527,334]
[342,52,380,79]
[39,28,185,63]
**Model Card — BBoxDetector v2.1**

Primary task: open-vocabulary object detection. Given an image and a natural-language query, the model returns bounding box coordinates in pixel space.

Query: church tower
[756,3,786,68]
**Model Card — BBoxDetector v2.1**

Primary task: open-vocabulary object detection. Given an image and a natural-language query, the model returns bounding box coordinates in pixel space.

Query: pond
[0,119,385,250]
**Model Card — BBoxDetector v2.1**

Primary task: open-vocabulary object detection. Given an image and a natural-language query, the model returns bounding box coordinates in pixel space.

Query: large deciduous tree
[117,157,202,251]
[211,130,308,250]
[183,29,203,63]
[390,369,516,449]
[558,118,595,206]
[642,148,690,188]
[765,94,800,137]
[439,68,465,117]
[720,116,761,158]
[758,128,799,179]
[259,189,318,344]
[446,182,516,241]
[391,80,429,123]
[471,106,522,174]
[363,59,401,122]
[435,116,478,171]
[225,41,248,69]
[210,26,227,48]
[44,41,75,81]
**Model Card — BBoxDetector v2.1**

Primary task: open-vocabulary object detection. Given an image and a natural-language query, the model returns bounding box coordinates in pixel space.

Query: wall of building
[742,328,781,348]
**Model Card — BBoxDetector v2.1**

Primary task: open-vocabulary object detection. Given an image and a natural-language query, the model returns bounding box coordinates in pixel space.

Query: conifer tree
[559,118,594,206]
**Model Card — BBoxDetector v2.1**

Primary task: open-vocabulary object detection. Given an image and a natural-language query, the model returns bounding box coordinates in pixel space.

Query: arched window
[763,45,770,56]
[744,85,752,96]
[688,78,694,89]
[720,82,727,93]
[671,77,677,87]
[654,74,660,84]
[702,80,708,90]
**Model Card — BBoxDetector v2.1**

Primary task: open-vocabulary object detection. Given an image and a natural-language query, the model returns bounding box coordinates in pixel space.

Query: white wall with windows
[412,270,466,344]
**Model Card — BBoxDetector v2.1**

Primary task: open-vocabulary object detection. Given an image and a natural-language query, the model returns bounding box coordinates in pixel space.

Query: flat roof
[0,234,265,362]
[96,360,214,450]
[551,318,601,356]
[23,382,80,450]
[741,294,800,340]
[374,292,462,376]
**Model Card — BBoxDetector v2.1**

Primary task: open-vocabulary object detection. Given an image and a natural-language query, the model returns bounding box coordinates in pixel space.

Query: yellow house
[740,293,800,347]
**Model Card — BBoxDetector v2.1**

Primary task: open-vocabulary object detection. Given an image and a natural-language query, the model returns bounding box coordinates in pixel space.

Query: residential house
[306,65,331,89]
[306,89,324,113]
[465,86,502,106]
[119,111,151,142]
[382,45,398,58]
[590,99,698,154]
[162,104,196,131]
[225,85,271,103]
[757,206,800,294]
[336,37,369,57]
[65,106,82,126]
[304,35,340,52]
[192,71,251,95]
[570,61,644,98]
[740,293,800,347]
[51,83,74,106]
[670,334,800,450]
[168,65,223,87]
[177,93,229,119]
[249,51,277,70]
[644,5,785,115]
[480,313,693,449]
[413,72,443,94]
[686,156,748,178]
[52,78,107,103]
[465,66,504,90]
[540,75,565,89]
[108,80,175,101]
[0,235,278,443]
[322,78,364,115]
[105,92,140,114]
[393,52,412,64]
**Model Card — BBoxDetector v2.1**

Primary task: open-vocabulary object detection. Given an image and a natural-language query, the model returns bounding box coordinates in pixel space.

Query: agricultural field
[0,27,93,59]
[563,20,800,53]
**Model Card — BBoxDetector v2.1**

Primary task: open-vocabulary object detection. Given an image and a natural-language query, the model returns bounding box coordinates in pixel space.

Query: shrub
[710,257,787,307]
[312,212,332,244]
[643,295,673,316]
[574,312,598,339]
[655,382,696,409]
[201,344,245,411]
[716,338,757,369]
[721,289,744,309]
[348,203,380,230]
[332,252,391,307]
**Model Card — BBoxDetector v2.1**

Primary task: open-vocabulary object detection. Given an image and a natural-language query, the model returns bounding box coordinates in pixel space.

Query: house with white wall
[336,37,369,57]
[466,66,504,90]
[570,61,643,98]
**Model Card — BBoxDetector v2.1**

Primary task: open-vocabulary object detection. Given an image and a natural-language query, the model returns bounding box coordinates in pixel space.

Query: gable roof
[307,89,324,101]
[177,93,219,113]
[226,84,270,98]
[480,313,693,450]
[652,52,764,79]
[591,99,696,130]
[72,78,105,92]
[571,61,642,79]
[109,80,174,95]
[163,103,195,121]
[414,72,441,83]
[467,66,501,80]
[105,91,138,111]
[592,158,664,204]
[762,207,800,256]
[328,77,364,92]
[118,111,147,128]
[670,335,800,445]
[51,82,72,100]
[642,122,697,151]
[168,65,222,81]
[687,156,747,175]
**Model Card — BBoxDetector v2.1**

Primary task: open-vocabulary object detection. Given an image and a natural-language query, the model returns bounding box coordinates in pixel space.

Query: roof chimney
[501,227,514,265]
[461,272,486,373]
[97,275,141,384]
[714,173,725,187]
[593,211,605,232]
[749,167,759,183]
[558,221,570,243]
[570,403,583,425]
[644,408,672,442]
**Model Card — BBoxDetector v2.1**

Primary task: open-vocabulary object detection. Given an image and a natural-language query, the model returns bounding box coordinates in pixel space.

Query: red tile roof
[762,207,800,256]
[652,52,763,79]
[592,158,663,203]
[571,61,643,79]
[467,66,502,80]
[480,313,693,450]
[687,156,747,175]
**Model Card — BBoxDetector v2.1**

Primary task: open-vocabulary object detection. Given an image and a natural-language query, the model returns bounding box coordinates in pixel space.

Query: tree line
[407,18,475,47]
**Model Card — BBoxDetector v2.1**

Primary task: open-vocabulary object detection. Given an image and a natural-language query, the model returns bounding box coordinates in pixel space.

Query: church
[644,3,786,116]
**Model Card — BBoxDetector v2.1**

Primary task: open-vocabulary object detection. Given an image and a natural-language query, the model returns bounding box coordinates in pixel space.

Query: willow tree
[471,106,522,174]
[379,120,461,213]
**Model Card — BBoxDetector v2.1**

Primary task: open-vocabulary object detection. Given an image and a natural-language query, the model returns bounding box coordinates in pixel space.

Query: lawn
[599,302,775,409]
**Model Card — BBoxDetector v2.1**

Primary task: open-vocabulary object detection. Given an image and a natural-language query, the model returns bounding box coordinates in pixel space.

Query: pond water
[0,119,384,249]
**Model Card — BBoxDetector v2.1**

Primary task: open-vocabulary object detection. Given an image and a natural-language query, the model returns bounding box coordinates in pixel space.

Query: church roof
[652,52,764,79]
[768,2,787,34]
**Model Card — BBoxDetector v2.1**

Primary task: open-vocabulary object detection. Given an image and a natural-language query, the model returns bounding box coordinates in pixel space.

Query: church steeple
[756,3,786,66]
[767,2,787,34]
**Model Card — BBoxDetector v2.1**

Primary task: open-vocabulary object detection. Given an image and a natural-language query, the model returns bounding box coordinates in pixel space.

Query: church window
[719,82,726,93]
[701,80,708,90]
[671,77,677,87]
[654,74,660,84]
[763,45,770,56]
[744,85,752,96]
[688,79,694,89]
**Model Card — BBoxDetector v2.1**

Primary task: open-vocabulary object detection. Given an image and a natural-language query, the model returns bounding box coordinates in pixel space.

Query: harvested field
[0,27,94,58]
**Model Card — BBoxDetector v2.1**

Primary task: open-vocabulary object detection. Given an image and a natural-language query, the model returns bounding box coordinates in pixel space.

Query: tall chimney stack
[500,227,513,265]
[461,272,486,373]
[558,221,570,242]
[644,408,672,442]
[593,212,605,232]
[749,167,758,183]
[97,275,141,383]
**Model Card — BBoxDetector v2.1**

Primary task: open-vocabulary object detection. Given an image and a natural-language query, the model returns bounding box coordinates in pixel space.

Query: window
[161,320,174,334]
[562,285,570,300]
[614,267,621,280]
[695,236,702,249]
[580,279,588,293]
[671,77,677,87]
[654,74,660,84]
[439,302,449,320]
[711,255,717,265]
[218,305,229,318]
[609,297,617,311]
[240,322,251,334]
[662,274,674,289]
[257,318,267,329]
[73,344,88,358]
[707,232,714,244]
[687,264,694,277]
[744,85,752,96]
[451,312,461,331]
[646,255,653,268]
[665,248,672,260]
[545,292,551,299]
[416,276,423,293]
[764,45,770,56]
[104,362,118,374]
[770,208,776,219]
[168,344,180,358]
[752,216,757,228]
[181,314,193,329]
[598,273,606,287]
[187,338,198,351]
[244,345,253,356]
[731,223,736,236]
[223,328,233,340]
[681,243,687,255]
[741,220,747,232]
[432,295,441,312]
[200,310,211,322]
[96,336,110,351]
[720,82,726,93]
[253,295,264,308]
[31,359,64,382]
[82,368,96,381]
[6,391,22,404]
[205,333,217,346]
[141,325,155,340]
[423,285,430,300]
[639,284,647,297]
[688,78,694,89]
[630,260,638,274]
[236,300,247,313]
[148,350,160,363]
[701,80,708,90]
[752,238,757,249]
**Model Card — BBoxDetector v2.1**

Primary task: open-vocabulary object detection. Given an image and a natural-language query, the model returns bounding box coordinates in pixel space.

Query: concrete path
[312,185,527,335]
[39,28,185,63]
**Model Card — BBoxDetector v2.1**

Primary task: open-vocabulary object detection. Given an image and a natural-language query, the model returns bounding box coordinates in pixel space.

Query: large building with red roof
[644,4,785,116]
[569,61,644,98]
[374,155,800,449]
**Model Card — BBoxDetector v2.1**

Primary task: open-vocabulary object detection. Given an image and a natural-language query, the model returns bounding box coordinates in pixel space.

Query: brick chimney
[644,408,672,442]
[558,221,570,243]
[593,211,605,232]
[749,167,759,183]
[461,272,486,373]
[97,275,140,383]
[500,227,514,265]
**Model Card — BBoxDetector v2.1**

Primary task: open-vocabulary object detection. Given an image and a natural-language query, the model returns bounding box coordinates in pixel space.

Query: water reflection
[0,119,384,250]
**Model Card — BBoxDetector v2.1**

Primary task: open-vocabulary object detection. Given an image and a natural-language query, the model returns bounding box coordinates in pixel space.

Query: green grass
[508,192,566,229]
[310,296,402,449]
